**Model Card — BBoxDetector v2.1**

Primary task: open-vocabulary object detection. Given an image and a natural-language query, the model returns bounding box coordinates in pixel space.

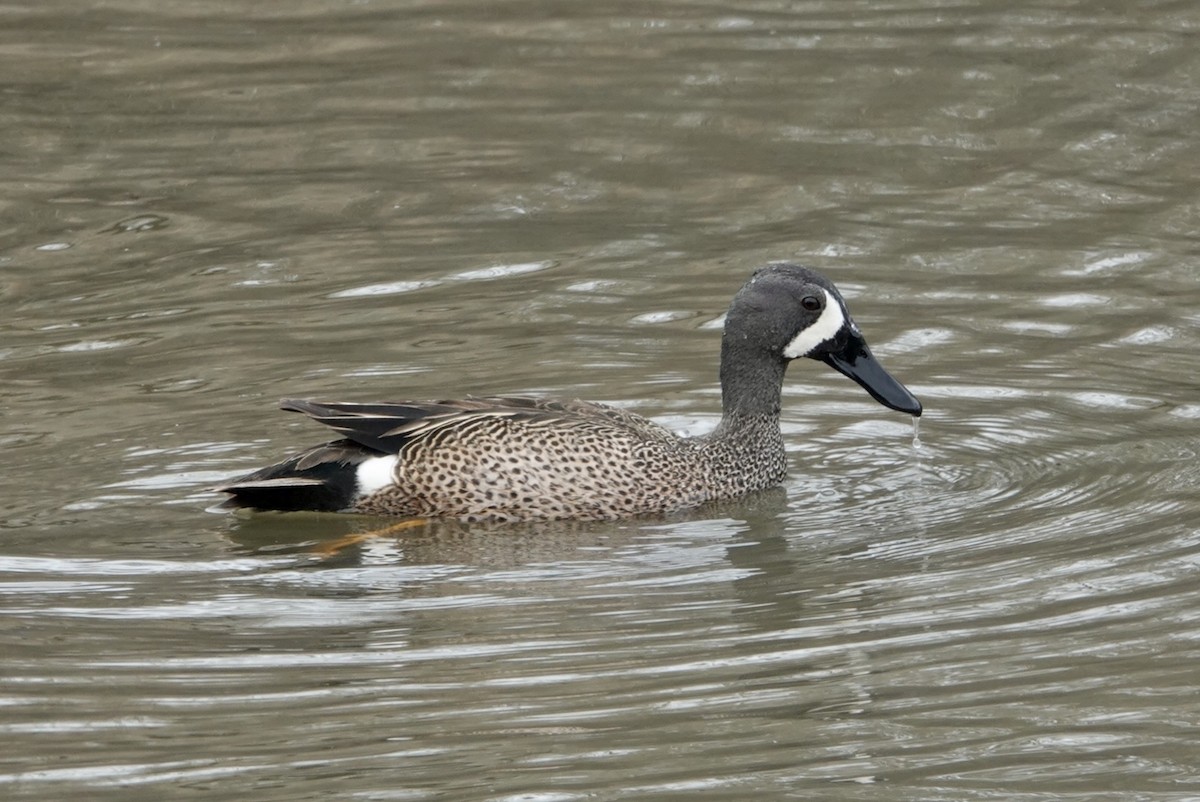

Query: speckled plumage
[215,263,922,521]
[342,399,783,521]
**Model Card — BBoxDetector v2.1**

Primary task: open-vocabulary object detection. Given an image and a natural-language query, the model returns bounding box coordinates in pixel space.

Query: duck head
[728,263,923,416]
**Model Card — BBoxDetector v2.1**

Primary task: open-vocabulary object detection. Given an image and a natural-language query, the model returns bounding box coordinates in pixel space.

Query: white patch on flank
[356,455,399,496]
[782,289,847,358]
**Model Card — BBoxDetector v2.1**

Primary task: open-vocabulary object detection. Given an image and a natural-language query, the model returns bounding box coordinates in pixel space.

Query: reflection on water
[3,0,1200,800]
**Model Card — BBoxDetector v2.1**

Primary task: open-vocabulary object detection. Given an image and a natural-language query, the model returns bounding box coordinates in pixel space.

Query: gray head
[724,263,922,416]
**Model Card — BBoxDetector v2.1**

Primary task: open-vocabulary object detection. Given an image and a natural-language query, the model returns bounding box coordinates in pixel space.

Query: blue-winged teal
[215,263,921,521]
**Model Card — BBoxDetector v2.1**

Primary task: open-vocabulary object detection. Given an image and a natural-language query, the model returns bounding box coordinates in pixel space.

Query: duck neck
[715,335,788,429]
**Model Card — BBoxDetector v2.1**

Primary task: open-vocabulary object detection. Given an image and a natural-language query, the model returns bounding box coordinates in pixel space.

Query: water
[3,1,1199,799]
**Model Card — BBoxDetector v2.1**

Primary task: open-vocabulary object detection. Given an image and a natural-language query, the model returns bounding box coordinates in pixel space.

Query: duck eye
[801,295,822,312]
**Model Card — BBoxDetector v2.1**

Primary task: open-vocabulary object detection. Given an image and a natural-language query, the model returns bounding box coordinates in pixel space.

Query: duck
[214,263,922,522]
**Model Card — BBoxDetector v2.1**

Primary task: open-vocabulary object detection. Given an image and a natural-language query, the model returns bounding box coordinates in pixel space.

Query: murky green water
[3,1,1199,799]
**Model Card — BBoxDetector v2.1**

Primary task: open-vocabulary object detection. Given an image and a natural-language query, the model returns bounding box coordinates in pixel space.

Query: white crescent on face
[782,289,847,358]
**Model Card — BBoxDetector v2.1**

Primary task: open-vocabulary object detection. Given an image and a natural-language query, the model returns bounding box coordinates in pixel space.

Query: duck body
[215,263,921,522]
[224,397,786,521]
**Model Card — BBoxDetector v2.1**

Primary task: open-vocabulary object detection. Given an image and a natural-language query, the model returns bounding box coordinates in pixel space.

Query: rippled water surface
[3,1,1199,799]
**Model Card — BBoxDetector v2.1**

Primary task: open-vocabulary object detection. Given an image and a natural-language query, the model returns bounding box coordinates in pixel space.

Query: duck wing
[465,396,679,441]
[279,395,678,454]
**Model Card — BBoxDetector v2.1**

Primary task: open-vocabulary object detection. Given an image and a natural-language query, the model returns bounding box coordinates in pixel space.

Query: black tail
[214,439,379,512]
